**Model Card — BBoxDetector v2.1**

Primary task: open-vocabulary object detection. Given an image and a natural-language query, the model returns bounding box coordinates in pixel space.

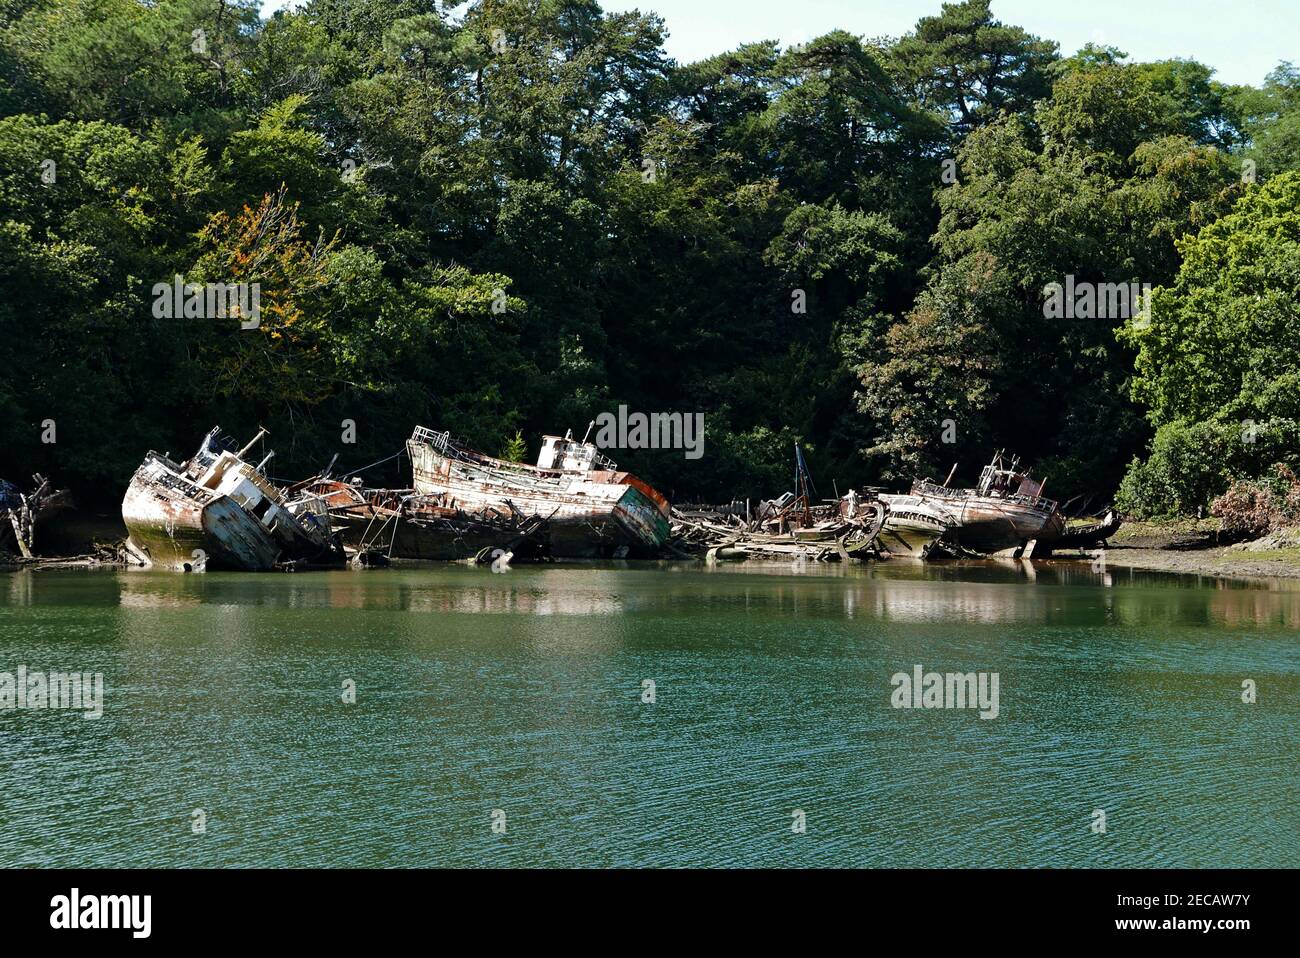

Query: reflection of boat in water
[286,478,549,562]
[406,426,671,558]
[121,427,343,571]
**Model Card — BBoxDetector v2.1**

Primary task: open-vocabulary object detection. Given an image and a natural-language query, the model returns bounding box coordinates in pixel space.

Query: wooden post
[8,510,32,558]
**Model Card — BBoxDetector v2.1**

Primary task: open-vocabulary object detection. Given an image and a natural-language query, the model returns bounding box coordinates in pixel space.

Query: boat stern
[612,478,672,553]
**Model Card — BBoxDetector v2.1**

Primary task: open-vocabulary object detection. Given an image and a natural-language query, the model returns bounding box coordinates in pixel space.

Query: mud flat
[1099,520,1300,581]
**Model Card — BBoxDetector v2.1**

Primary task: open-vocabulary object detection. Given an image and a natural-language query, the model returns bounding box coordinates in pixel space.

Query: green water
[0,561,1296,868]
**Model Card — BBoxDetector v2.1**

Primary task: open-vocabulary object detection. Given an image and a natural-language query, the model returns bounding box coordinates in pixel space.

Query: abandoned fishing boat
[121,427,343,571]
[0,475,70,558]
[406,426,671,558]
[902,452,1061,556]
[872,491,958,558]
[285,478,550,562]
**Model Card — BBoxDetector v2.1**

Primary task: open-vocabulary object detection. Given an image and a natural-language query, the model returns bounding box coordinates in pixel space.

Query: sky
[258,0,1298,87]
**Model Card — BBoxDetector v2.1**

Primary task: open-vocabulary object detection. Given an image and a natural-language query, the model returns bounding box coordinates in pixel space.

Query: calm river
[1,561,1296,867]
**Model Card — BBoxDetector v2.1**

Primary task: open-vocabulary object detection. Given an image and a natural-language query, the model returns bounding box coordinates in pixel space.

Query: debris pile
[284,478,553,565]
[668,494,885,562]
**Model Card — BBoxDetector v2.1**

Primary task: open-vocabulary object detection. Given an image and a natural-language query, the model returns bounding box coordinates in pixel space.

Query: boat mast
[794,443,815,524]
[237,427,269,460]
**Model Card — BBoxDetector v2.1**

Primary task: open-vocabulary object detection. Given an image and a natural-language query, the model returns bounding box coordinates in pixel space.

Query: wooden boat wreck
[894,452,1120,557]
[872,491,958,558]
[0,474,70,558]
[406,426,671,558]
[669,502,884,561]
[893,453,1059,556]
[284,478,551,563]
[121,427,344,571]
[1039,509,1123,554]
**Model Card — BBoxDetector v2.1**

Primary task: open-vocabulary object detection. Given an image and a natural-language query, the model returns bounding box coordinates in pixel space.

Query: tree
[1117,172,1300,516]
[890,0,1058,135]
[853,252,1013,479]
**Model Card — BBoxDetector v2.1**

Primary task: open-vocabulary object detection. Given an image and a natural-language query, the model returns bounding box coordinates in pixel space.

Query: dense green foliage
[1,0,1296,511]
[1116,171,1300,517]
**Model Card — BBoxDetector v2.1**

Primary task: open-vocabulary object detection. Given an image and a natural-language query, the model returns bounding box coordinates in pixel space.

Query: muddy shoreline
[1098,545,1300,580]
[1094,521,1300,581]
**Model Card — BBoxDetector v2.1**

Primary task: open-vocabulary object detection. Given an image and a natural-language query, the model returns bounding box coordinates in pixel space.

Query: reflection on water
[0,561,1297,867]
[9,559,1298,631]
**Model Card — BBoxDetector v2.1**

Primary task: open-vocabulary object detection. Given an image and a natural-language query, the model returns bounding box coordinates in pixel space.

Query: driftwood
[1,474,70,559]
[1,538,132,571]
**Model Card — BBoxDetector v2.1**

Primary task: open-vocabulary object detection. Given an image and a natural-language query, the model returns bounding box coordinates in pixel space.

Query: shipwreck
[888,452,1120,557]
[121,427,343,571]
[668,446,886,561]
[285,478,550,563]
[872,491,957,558]
[405,426,672,558]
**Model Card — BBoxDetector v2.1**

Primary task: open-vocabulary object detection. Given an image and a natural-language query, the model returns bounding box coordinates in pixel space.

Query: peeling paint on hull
[612,486,671,553]
[877,494,954,558]
[942,499,1058,554]
[121,428,344,572]
[407,431,671,558]
[876,524,945,558]
[122,474,280,571]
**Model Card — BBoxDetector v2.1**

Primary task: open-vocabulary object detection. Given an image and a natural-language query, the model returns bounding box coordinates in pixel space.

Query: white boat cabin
[536,431,613,473]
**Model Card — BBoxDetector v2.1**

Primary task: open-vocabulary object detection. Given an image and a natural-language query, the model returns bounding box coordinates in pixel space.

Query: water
[0,561,1296,867]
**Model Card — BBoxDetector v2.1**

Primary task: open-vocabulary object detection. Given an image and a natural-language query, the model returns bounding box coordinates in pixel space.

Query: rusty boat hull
[876,494,955,558]
[904,455,1062,556]
[122,471,280,571]
[941,497,1060,555]
[406,428,671,558]
[122,429,344,572]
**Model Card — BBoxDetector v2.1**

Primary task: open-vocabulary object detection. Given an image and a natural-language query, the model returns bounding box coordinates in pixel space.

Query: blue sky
[259,0,1297,87]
